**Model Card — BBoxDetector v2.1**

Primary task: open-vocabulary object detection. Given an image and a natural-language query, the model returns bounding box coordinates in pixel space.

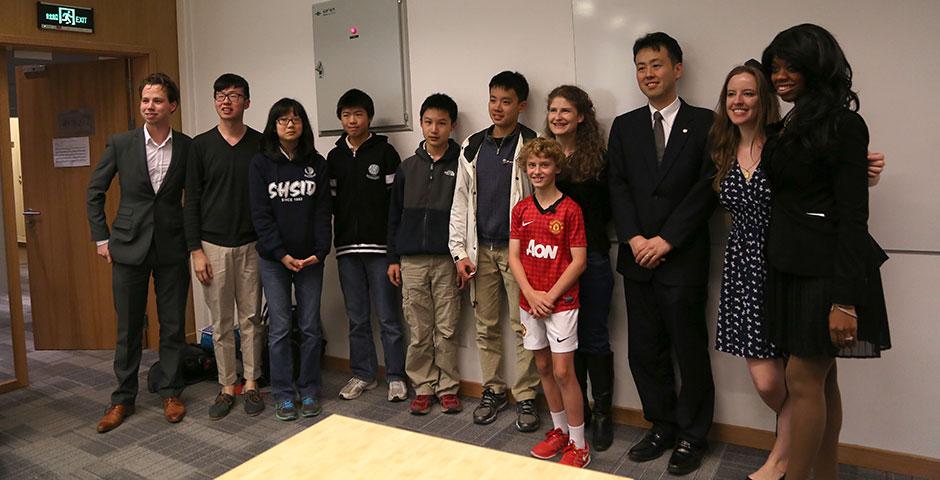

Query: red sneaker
[410,394,433,415]
[559,441,591,468]
[439,394,463,414]
[530,428,570,459]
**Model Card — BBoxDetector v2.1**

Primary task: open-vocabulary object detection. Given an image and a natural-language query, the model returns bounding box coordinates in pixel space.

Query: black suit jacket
[607,99,717,285]
[764,110,886,305]
[87,127,191,266]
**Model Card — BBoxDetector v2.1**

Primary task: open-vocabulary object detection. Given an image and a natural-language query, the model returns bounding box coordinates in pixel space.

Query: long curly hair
[543,85,607,182]
[709,63,780,191]
[761,23,859,152]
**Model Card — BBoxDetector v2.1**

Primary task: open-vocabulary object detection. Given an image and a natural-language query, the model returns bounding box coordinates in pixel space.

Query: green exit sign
[37,2,94,33]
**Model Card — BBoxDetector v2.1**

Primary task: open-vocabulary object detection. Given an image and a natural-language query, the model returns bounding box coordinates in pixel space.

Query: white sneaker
[388,380,408,402]
[339,377,378,400]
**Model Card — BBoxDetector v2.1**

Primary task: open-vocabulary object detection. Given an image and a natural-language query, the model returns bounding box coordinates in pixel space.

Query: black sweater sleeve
[386,164,406,264]
[830,112,871,305]
[183,139,204,251]
[248,155,287,262]
[313,156,333,261]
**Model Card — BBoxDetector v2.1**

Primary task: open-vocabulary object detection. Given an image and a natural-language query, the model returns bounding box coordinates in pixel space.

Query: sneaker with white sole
[388,380,408,402]
[339,377,378,400]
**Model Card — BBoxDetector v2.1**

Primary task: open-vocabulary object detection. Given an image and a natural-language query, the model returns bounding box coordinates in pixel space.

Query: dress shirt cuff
[96,239,109,247]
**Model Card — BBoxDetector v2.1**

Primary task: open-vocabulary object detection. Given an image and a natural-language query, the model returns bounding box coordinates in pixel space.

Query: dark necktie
[653,111,665,164]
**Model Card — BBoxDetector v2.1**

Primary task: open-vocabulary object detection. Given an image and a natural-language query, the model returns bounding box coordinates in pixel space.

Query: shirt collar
[648,96,681,121]
[345,133,372,151]
[144,125,173,148]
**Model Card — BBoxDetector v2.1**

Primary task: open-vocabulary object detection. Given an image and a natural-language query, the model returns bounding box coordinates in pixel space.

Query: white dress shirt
[144,126,174,193]
[648,96,681,147]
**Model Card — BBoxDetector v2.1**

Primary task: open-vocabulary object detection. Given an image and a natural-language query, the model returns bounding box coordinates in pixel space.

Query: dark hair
[261,98,316,160]
[761,23,859,152]
[138,73,179,104]
[543,85,607,182]
[516,137,565,169]
[420,93,458,123]
[336,88,374,119]
[489,71,529,102]
[633,32,683,65]
[708,64,780,191]
[213,73,250,99]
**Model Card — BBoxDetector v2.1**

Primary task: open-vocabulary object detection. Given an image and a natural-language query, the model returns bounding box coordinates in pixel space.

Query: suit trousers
[110,247,190,405]
[623,278,714,445]
[201,241,263,386]
[401,255,461,396]
[473,245,539,401]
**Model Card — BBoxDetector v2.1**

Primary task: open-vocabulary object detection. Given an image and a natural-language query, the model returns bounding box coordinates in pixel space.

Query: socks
[569,423,586,449]
[550,410,569,433]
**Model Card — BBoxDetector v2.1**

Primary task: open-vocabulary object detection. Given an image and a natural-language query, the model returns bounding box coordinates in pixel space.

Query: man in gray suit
[87,73,192,433]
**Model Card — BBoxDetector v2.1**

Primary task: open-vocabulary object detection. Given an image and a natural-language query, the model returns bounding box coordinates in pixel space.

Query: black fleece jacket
[248,149,332,262]
[387,139,460,263]
[327,133,401,256]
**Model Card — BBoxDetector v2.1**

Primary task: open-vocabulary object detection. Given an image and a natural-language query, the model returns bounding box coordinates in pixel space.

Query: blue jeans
[260,257,324,402]
[337,254,406,382]
[577,251,615,355]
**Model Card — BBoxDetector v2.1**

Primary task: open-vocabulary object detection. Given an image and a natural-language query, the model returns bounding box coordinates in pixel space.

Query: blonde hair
[517,138,565,169]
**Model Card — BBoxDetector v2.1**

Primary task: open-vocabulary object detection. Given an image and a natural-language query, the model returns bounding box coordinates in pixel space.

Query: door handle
[23,209,41,216]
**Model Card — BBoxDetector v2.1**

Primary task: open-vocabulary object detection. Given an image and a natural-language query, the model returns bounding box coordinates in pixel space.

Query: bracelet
[830,304,858,318]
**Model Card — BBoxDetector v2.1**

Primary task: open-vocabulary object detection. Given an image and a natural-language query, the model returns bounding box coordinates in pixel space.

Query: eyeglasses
[214,92,245,102]
[276,117,303,126]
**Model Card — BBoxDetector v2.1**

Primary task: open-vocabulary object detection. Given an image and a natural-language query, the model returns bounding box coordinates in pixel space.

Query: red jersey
[510,194,587,313]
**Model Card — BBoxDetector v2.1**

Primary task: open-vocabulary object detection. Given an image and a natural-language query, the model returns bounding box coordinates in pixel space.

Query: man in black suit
[87,73,192,433]
[607,33,717,475]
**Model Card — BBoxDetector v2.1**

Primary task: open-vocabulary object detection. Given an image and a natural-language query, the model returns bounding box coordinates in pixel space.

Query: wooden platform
[218,414,627,479]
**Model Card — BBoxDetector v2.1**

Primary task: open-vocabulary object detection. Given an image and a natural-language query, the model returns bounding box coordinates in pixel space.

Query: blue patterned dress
[715,165,782,359]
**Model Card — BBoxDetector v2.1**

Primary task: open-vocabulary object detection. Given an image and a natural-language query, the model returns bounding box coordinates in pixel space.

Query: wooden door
[16,59,129,349]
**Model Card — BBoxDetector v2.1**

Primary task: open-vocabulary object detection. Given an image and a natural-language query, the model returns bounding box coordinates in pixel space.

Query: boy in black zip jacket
[386,94,464,415]
[327,89,407,402]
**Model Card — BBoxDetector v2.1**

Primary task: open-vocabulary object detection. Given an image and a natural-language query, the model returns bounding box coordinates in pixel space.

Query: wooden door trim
[0,52,29,390]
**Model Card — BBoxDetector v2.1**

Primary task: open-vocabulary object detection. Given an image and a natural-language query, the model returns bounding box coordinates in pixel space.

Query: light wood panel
[219,414,624,480]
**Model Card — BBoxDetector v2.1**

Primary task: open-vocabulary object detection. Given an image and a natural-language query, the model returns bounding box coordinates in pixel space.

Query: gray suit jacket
[87,127,191,266]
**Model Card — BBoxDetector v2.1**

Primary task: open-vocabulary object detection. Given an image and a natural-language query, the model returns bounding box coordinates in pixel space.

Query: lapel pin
[682,128,688,133]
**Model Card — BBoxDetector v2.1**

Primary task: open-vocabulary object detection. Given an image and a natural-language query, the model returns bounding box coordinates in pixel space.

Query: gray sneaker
[300,397,322,417]
[339,377,378,400]
[388,380,408,402]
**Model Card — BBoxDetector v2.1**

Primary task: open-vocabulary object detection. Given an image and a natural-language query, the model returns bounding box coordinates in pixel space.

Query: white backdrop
[177,0,940,459]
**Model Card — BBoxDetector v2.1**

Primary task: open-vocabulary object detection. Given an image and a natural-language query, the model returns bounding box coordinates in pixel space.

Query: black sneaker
[243,389,265,417]
[515,399,540,432]
[472,388,508,425]
[300,397,322,417]
[275,400,298,421]
[208,392,234,420]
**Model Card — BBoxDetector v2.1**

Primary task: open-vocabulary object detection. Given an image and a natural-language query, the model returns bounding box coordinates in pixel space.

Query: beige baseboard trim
[321,355,938,477]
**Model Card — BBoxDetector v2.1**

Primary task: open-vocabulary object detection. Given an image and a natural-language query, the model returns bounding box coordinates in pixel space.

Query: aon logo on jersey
[526,239,558,259]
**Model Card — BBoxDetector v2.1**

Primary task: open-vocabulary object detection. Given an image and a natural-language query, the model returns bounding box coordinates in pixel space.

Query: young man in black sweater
[327,89,407,402]
[184,73,265,419]
[387,93,464,415]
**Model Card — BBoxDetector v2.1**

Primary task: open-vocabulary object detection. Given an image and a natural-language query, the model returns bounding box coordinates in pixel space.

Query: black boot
[573,351,592,426]
[588,352,614,451]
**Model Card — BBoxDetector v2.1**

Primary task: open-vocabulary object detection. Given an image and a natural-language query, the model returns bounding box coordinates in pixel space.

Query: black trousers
[623,278,714,445]
[110,247,190,405]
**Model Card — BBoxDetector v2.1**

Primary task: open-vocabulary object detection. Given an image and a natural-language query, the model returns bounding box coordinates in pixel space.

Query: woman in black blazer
[760,24,890,480]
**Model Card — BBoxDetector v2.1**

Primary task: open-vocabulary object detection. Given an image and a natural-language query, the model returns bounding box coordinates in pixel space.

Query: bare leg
[552,351,583,428]
[534,348,564,414]
[785,355,835,480]
[746,358,789,480]
[813,363,842,480]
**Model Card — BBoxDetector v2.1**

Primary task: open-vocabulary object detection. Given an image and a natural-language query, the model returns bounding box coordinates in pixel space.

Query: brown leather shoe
[96,404,134,433]
[163,396,186,423]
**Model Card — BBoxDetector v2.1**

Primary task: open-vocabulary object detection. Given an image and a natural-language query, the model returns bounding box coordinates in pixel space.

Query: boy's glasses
[214,92,245,102]
[276,117,303,126]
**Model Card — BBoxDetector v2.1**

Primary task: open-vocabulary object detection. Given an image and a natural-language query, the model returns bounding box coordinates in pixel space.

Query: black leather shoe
[627,430,676,462]
[472,388,508,425]
[514,399,540,432]
[667,439,705,475]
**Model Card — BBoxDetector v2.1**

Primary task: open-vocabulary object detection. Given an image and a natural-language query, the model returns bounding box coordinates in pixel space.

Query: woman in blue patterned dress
[709,62,884,480]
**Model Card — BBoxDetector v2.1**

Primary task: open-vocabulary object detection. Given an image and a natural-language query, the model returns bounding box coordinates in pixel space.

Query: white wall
[177,0,940,459]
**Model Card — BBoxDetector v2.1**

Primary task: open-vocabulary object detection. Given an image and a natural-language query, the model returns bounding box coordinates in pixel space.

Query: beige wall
[177,0,940,460]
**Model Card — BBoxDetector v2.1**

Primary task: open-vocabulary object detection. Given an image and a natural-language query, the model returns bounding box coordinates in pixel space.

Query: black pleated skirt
[765,267,891,358]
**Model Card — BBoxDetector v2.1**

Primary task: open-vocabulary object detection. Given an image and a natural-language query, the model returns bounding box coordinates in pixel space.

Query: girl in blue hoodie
[249,98,332,421]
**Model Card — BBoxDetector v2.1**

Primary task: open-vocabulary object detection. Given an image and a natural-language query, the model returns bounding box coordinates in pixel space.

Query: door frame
[0,35,158,393]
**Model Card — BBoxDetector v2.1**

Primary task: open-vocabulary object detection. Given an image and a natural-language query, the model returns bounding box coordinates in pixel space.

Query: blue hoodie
[249,149,332,262]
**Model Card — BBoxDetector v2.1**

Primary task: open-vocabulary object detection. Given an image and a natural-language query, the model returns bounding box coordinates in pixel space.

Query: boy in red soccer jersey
[508,138,589,468]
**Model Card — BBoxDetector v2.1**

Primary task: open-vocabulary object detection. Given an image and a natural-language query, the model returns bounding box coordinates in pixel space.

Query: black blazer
[87,127,192,266]
[764,110,886,306]
[607,99,717,285]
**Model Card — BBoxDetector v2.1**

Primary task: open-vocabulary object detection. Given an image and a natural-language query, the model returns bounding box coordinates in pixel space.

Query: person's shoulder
[612,106,648,128]
[173,129,193,143]
[834,108,867,131]
[513,195,535,214]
